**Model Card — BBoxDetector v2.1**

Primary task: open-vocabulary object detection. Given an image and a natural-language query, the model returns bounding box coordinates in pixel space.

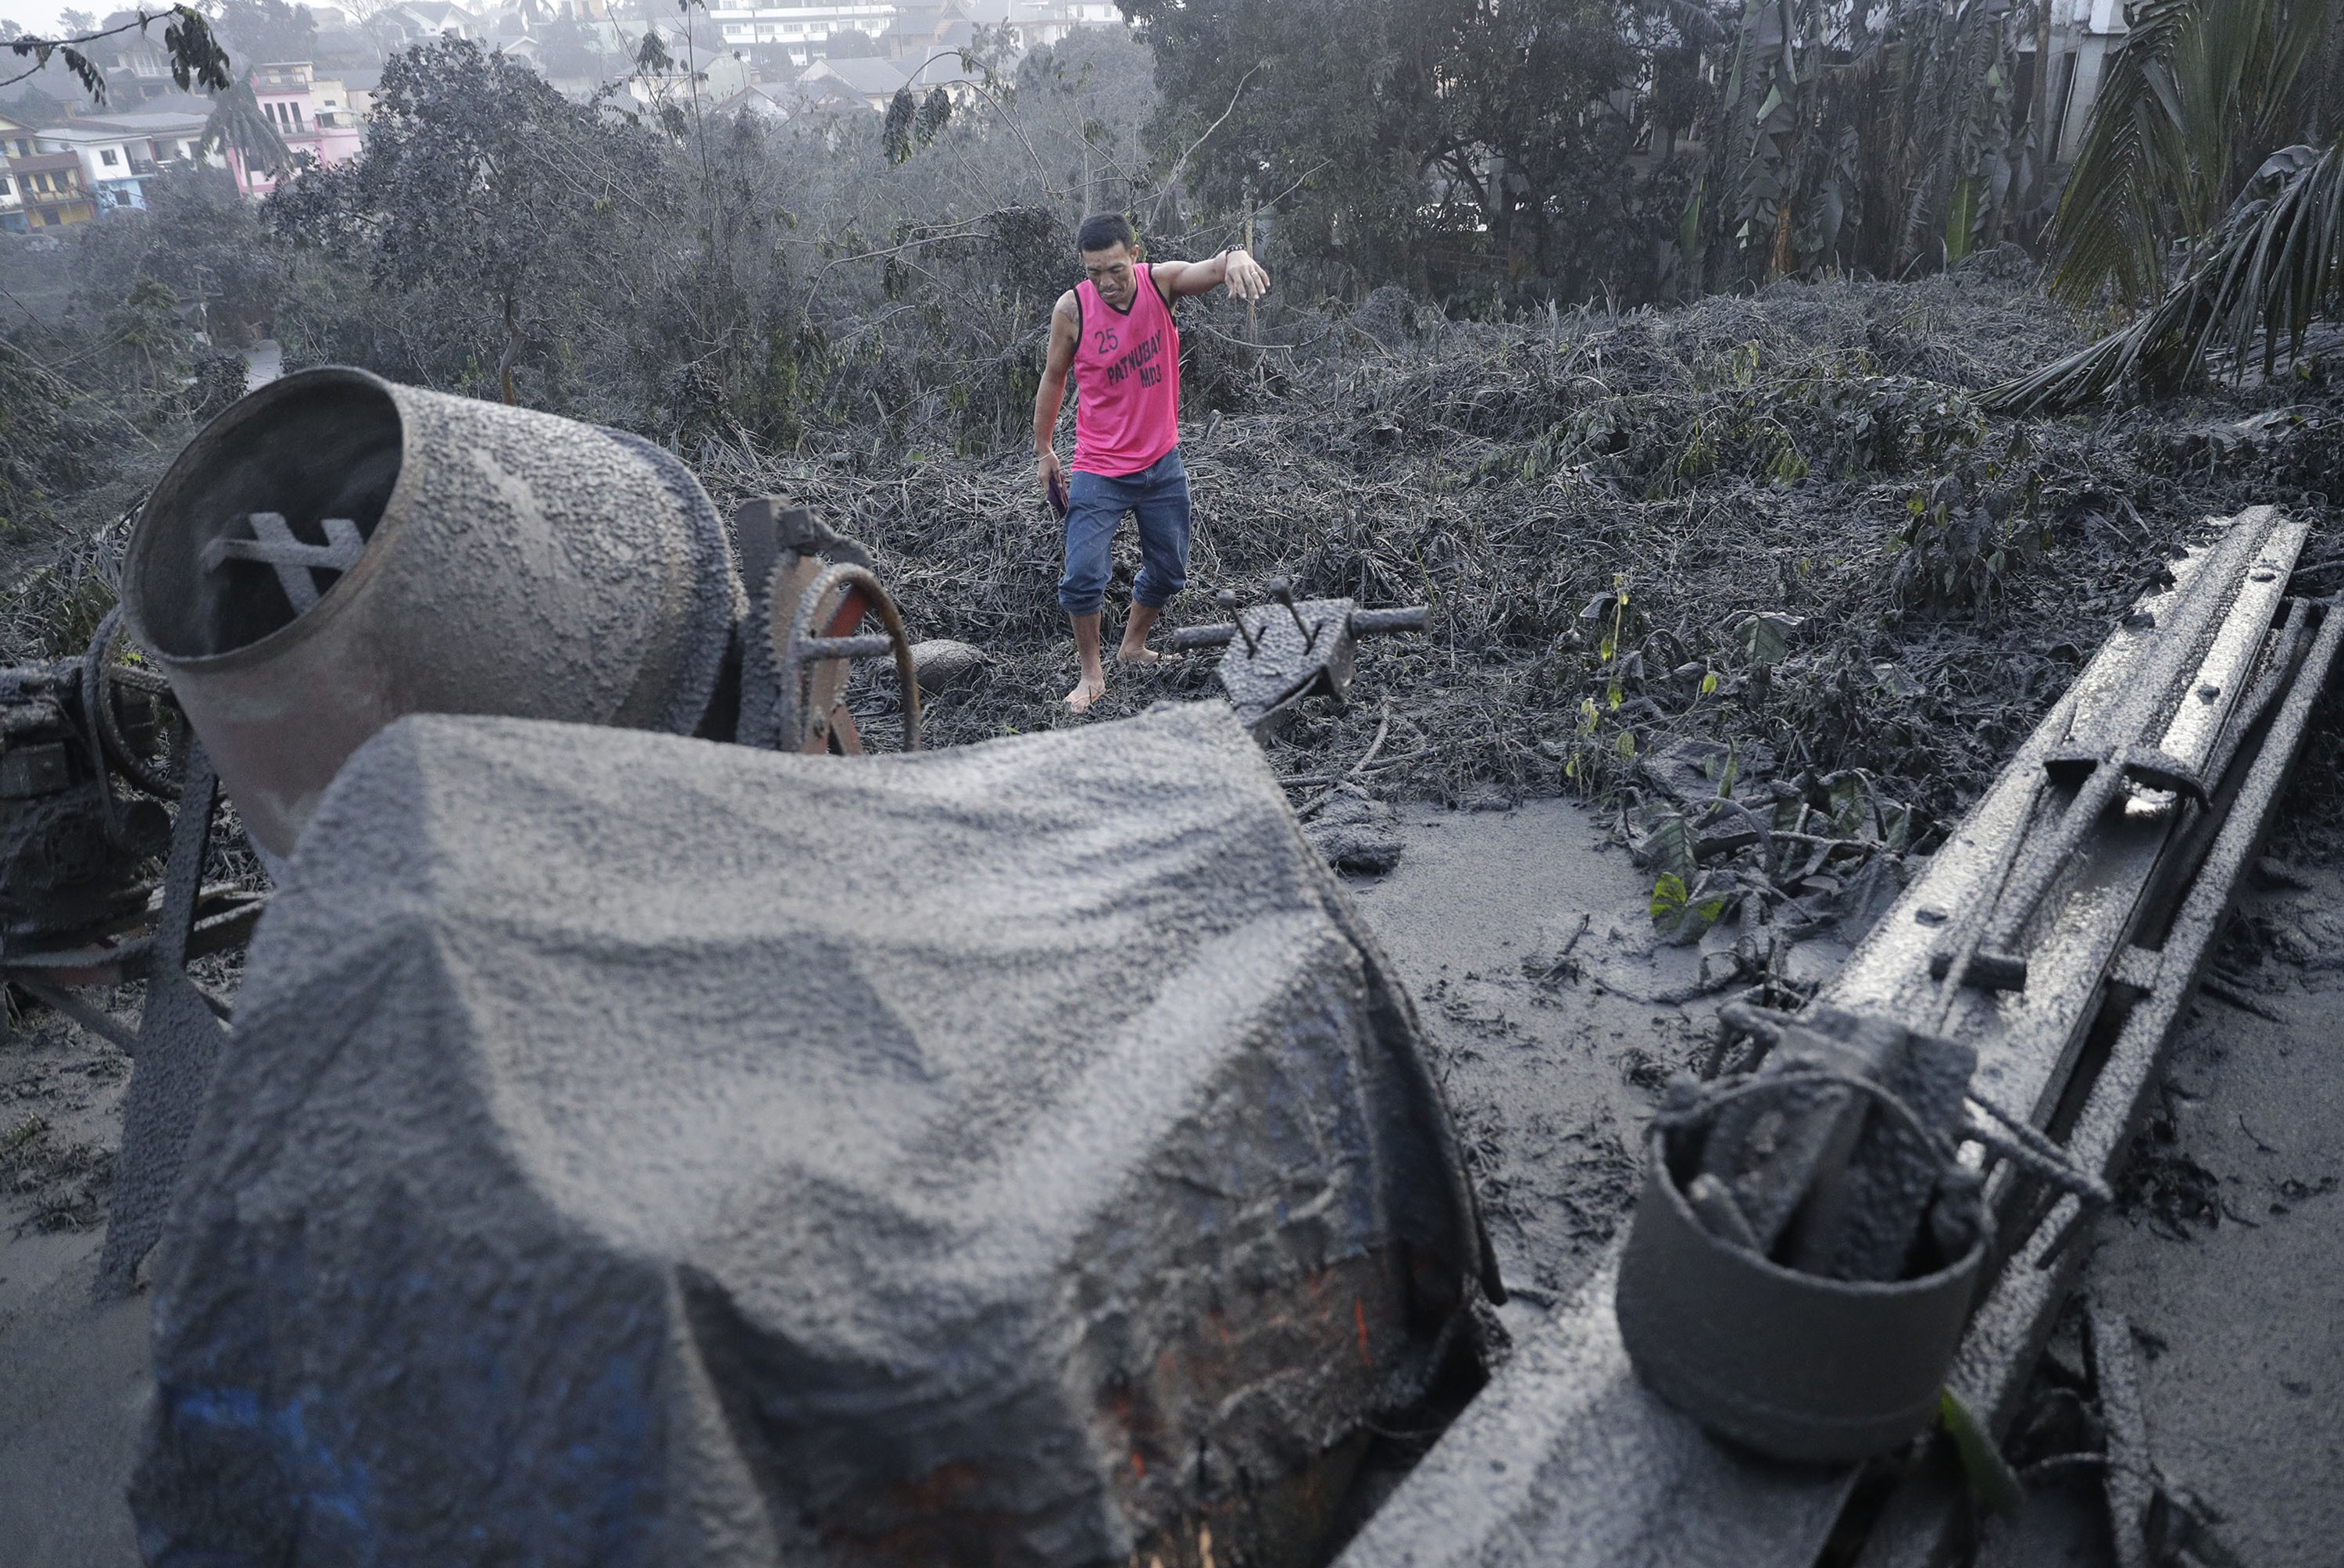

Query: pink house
[230,61,365,198]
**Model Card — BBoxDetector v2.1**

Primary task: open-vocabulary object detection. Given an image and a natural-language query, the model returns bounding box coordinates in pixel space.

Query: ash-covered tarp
[133,702,1495,1566]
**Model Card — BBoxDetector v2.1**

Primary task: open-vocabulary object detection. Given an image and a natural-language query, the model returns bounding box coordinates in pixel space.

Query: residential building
[57,13,189,104]
[963,0,1120,47]
[0,109,35,162]
[627,50,758,111]
[712,81,799,119]
[31,105,213,211]
[6,152,99,227]
[376,1,484,45]
[341,68,384,123]
[233,62,366,197]
[707,4,897,66]
[33,123,145,209]
[795,55,908,111]
[0,112,33,233]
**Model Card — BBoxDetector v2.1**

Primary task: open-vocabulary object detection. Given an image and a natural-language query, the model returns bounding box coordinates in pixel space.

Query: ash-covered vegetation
[9,7,2344,952]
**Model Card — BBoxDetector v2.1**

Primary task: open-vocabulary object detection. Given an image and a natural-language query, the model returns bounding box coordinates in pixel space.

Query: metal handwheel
[83,604,183,799]
[771,561,920,755]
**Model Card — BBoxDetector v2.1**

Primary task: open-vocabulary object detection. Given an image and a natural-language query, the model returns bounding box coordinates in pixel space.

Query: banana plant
[1698,0,2046,290]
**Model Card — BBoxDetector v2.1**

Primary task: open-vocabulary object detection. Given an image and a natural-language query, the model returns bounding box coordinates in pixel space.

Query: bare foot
[1065,672,1106,713]
[1116,645,1183,667]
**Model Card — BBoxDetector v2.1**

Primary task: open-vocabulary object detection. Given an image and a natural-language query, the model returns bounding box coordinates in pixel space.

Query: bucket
[1613,1125,1987,1464]
[123,368,739,857]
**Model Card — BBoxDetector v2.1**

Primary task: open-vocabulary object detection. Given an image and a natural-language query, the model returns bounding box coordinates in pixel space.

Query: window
[291,103,305,129]
[0,176,10,196]
[102,148,119,165]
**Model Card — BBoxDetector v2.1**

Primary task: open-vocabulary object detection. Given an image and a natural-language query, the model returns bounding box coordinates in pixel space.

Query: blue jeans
[1058,448,1191,616]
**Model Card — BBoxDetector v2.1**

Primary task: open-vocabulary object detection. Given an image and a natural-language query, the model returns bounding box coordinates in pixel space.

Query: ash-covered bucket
[1614,1003,1996,1464]
[123,366,738,856]
[1615,1126,1987,1463]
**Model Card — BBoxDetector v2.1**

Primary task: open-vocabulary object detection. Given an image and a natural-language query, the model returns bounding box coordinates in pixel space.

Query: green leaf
[1938,1388,2024,1518]
[1699,670,1720,695]
[1943,175,1980,265]
[1649,872,1688,923]
[1738,613,1796,667]
[1642,809,1698,887]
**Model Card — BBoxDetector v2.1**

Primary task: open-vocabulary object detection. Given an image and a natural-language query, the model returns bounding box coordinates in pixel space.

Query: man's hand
[1038,446,1065,491]
[1224,248,1270,302]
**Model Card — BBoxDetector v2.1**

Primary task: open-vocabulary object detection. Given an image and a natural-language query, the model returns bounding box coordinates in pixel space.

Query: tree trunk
[498,295,523,405]
[2032,0,2054,202]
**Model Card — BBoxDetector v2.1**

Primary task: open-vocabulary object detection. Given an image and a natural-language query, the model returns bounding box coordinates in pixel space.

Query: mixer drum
[123,366,739,857]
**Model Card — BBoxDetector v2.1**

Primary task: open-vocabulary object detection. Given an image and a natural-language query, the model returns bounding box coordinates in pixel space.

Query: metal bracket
[1173,596,1426,741]
[200,511,366,614]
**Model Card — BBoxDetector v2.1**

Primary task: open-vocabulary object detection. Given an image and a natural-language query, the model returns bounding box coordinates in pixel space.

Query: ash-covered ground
[5,264,2344,1560]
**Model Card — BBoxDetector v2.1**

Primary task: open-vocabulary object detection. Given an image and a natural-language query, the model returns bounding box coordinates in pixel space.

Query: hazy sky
[13,9,103,42]
[12,9,91,41]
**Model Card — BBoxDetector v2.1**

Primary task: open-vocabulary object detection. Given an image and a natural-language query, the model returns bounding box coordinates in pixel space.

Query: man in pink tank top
[1034,213,1270,712]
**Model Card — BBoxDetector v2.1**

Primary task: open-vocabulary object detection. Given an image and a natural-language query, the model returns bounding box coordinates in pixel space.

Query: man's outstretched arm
[1154,248,1271,302]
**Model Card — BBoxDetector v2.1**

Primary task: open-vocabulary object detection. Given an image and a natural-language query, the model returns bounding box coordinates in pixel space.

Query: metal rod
[1351,606,1428,634]
[796,634,898,661]
[10,976,140,1055]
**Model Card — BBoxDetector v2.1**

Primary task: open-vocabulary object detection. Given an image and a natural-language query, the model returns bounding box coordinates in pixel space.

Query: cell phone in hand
[1046,470,1069,520]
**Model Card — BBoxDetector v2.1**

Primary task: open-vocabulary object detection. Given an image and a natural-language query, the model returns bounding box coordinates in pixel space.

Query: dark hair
[1076,213,1136,254]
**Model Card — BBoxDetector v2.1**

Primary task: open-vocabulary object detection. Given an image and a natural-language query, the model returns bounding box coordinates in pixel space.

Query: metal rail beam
[1853,591,2344,1568]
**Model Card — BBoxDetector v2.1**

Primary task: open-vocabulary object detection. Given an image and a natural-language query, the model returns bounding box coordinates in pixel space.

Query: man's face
[1081,243,1138,309]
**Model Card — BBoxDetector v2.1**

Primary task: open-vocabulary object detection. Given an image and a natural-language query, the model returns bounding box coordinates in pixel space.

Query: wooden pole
[1243,191,1257,345]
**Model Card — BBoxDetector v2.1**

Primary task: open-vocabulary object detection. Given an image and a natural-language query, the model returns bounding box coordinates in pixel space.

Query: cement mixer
[121,366,748,859]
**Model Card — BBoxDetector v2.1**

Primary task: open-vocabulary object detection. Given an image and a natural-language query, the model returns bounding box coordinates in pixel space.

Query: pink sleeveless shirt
[1071,264,1181,477]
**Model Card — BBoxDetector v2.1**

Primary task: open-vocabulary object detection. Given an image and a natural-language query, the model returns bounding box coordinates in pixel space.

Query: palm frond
[1991,138,2344,411]
[2045,0,2203,309]
[201,80,293,177]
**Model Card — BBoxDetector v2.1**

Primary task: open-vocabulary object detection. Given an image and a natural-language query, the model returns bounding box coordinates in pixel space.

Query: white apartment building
[707,3,896,56]
[995,1,1120,47]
